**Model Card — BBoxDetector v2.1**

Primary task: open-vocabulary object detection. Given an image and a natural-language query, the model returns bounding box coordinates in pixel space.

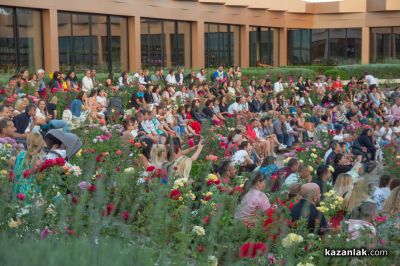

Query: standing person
[12,132,46,201]
[234,172,271,225]
[81,69,94,93]
[273,76,283,95]
[364,72,377,89]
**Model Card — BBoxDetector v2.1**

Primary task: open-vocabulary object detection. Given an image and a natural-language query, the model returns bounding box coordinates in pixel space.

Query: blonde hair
[173,156,192,179]
[150,144,167,168]
[344,178,369,212]
[26,132,45,164]
[382,187,400,216]
[334,173,353,197]
[50,96,58,104]
[15,98,29,112]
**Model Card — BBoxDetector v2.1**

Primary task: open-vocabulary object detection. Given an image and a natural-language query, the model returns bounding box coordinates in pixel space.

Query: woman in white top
[95,88,108,114]
[166,69,177,85]
[151,85,162,106]
[232,141,256,172]
[35,100,70,132]
[81,69,94,93]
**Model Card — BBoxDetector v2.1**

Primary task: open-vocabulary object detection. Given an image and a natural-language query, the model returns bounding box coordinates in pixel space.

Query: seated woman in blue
[70,91,89,123]
[258,156,279,177]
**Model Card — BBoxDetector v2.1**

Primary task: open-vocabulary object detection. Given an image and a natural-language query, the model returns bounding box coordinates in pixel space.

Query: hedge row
[1,64,400,85]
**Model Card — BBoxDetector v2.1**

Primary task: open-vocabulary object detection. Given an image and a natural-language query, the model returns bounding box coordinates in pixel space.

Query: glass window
[0,7,16,74]
[164,20,175,68]
[71,13,90,72]
[288,29,310,65]
[177,21,191,68]
[231,25,240,66]
[0,7,43,74]
[329,28,346,65]
[270,28,279,66]
[58,12,128,73]
[346,28,361,64]
[58,13,72,72]
[110,16,128,73]
[91,15,107,73]
[204,23,240,68]
[393,27,400,60]
[17,8,43,72]
[249,27,257,67]
[371,27,392,63]
[311,29,328,65]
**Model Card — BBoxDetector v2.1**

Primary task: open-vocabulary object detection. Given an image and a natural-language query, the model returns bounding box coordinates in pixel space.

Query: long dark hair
[239,172,266,203]
[76,91,86,101]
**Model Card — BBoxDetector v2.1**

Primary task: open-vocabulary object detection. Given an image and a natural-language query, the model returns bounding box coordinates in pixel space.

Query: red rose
[169,189,181,200]
[239,242,267,258]
[115,150,123,155]
[88,184,96,192]
[115,167,121,172]
[95,155,102,162]
[197,245,205,253]
[134,142,142,148]
[8,171,15,182]
[16,193,26,201]
[202,216,210,224]
[203,195,212,201]
[233,186,244,193]
[71,196,79,205]
[155,168,168,178]
[122,211,129,221]
[102,203,115,216]
[22,169,31,178]
[146,166,155,172]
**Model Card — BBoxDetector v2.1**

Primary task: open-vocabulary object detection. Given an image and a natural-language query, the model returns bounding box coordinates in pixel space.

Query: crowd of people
[1,64,400,248]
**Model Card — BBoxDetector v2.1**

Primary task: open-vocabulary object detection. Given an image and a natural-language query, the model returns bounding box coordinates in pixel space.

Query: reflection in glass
[311,29,328,65]
[0,7,16,73]
[288,29,310,65]
[204,23,240,68]
[17,8,43,71]
[329,28,346,64]
[371,27,392,63]
[110,16,128,73]
[395,27,400,60]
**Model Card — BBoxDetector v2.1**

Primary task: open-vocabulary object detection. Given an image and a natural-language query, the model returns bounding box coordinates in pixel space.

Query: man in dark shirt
[313,165,331,198]
[291,183,328,235]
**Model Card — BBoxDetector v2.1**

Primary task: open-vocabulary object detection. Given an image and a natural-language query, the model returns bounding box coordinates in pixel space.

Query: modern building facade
[0,0,399,74]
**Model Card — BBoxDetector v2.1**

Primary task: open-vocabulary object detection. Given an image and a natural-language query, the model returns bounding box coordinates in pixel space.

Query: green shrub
[336,64,400,80]
[324,69,350,80]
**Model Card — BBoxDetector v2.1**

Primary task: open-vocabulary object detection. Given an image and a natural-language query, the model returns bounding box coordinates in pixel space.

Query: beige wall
[1,0,400,71]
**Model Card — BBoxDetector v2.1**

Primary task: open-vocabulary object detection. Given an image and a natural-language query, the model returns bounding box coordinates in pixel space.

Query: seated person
[347,201,377,248]
[232,141,257,172]
[13,103,37,135]
[291,183,328,235]
[44,134,67,160]
[234,172,271,226]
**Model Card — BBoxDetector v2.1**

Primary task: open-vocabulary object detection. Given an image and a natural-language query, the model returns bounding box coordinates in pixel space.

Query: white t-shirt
[46,149,67,160]
[365,75,376,86]
[228,87,236,97]
[284,173,299,186]
[232,150,250,165]
[273,82,283,95]
[372,187,390,212]
[196,73,206,82]
[82,76,94,92]
[228,102,239,114]
[96,96,107,108]
[379,127,392,141]
[166,74,177,85]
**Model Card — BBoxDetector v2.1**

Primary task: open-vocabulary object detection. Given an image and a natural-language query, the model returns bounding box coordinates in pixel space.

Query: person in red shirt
[246,118,269,159]
[332,76,343,92]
